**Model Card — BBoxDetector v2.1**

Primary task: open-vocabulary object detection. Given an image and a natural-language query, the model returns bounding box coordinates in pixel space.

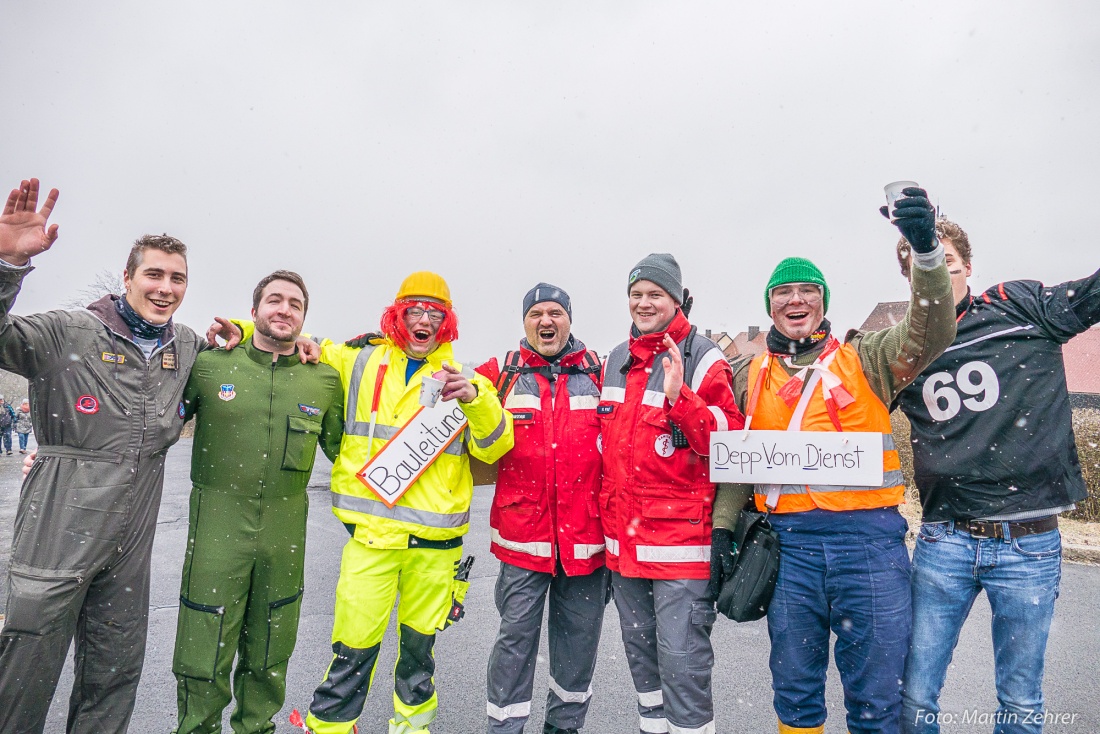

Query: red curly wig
[380,300,459,351]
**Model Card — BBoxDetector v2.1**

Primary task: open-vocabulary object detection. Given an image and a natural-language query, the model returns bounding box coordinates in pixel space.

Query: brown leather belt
[957,515,1059,540]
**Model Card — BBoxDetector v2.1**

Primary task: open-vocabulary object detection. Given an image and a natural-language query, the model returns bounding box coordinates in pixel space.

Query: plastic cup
[884,180,919,214]
[419,375,445,408]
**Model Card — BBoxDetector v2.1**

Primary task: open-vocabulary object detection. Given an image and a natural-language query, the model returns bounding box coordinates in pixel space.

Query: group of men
[0,176,1094,734]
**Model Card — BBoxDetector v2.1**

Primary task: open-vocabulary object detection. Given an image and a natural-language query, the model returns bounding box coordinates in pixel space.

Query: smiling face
[122,248,188,324]
[524,301,571,357]
[403,301,445,358]
[252,279,306,345]
[769,282,825,341]
[629,280,678,335]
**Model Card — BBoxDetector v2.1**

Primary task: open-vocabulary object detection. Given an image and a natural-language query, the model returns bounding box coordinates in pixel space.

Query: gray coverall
[0,263,202,734]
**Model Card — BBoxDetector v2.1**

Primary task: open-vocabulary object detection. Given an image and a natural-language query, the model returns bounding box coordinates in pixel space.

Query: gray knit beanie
[522,282,572,320]
[627,253,683,304]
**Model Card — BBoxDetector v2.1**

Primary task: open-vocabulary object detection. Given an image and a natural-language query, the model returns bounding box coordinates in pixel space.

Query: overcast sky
[3,2,1099,361]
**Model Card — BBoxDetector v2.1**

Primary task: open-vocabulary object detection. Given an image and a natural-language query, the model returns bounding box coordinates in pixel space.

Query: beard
[255,317,298,345]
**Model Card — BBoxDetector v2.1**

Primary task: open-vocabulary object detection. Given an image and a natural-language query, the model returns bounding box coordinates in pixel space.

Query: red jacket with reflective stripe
[598,312,744,580]
[476,340,605,576]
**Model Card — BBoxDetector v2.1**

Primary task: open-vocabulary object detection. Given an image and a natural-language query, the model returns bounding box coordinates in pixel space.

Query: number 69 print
[921,361,1000,421]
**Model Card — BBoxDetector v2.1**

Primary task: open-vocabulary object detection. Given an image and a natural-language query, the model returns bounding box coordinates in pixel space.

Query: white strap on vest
[763,348,837,510]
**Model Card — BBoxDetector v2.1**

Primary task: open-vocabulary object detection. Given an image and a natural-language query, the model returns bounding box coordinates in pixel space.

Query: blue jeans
[901,523,1062,734]
[767,508,912,734]
[17,432,29,451]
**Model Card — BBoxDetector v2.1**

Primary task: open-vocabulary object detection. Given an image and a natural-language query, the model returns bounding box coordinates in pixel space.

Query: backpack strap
[494,350,524,401]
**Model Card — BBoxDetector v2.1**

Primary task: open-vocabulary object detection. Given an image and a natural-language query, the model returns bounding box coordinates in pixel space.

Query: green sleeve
[850,258,956,404]
[181,371,201,421]
[714,483,754,529]
[319,377,344,463]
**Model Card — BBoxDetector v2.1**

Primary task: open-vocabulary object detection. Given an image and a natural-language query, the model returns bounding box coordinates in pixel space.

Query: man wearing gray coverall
[0,179,206,734]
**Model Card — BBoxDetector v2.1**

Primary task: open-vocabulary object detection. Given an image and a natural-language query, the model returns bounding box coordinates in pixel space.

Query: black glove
[704,528,738,601]
[880,186,937,254]
[344,331,385,348]
[681,288,694,318]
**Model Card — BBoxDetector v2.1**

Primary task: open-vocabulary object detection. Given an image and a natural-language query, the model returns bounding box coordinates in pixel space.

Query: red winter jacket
[598,312,744,580]
[476,340,605,576]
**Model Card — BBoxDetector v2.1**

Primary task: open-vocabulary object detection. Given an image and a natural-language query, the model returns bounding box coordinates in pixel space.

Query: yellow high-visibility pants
[306,539,462,734]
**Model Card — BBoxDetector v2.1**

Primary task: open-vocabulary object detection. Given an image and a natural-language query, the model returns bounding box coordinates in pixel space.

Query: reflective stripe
[363,422,465,456]
[569,394,600,410]
[504,393,541,410]
[707,405,728,432]
[474,413,509,449]
[573,543,606,560]
[690,347,724,392]
[635,544,710,563]
[637,689,664,707]
[640,716,670,733]
[601,385,626,403]
[344,345,380,435]
[392,710,436,731]
[490,528,552,558]
[669,721,715,734]
[548,676,592,704]
[331,492,470,529]
[487,700,531,721]
[754,469,905,496]
[883,433,896,451]
[604,536,620,556]
[642,390,666,408]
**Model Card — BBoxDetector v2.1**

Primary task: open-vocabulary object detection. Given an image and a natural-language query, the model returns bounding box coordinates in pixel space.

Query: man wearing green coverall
[173,270,344,734]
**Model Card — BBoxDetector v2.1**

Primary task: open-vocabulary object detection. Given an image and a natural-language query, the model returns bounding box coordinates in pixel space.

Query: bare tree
[64,269,125,309]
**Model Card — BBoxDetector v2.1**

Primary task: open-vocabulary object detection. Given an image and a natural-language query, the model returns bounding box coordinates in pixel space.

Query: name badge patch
[101,352,125,364]
[597,404,615,415]
[162,352,177,370]
[299,404,321,416]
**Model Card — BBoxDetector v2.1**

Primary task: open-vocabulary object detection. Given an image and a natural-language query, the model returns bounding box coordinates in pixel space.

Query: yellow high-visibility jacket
[320,338,512,547]
[233,322,513,548]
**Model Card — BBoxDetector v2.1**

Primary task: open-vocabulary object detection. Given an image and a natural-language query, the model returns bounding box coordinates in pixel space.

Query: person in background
[15,397,32,453]
[0,394,15,455]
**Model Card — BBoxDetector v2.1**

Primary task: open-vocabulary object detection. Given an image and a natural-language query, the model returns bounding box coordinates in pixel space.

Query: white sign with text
[357,402,469,507]
[710,430,884,486]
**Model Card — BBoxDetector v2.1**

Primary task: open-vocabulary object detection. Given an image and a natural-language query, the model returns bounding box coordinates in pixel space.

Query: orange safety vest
[746,340,904,513]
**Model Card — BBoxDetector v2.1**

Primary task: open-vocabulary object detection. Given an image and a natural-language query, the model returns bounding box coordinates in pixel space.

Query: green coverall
[173,338,343,734]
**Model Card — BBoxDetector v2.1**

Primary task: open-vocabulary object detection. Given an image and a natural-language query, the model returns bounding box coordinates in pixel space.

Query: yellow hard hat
[395,271,452,308]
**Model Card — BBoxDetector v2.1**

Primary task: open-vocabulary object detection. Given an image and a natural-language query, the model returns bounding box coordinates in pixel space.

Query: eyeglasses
[406,306,446,324]
[770,283,823,307]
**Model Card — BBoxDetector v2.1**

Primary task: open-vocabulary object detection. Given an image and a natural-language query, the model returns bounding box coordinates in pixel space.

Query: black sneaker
[543,723,579,734]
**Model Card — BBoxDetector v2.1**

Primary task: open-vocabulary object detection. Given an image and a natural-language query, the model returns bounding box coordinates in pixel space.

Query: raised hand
[661,334,684,403]
[0,179,60,266]
[206,317,242,349]
[881,186,937,253]
[439,362,478,403]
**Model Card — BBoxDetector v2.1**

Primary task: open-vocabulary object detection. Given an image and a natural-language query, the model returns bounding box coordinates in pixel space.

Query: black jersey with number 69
[894,279,1091,522]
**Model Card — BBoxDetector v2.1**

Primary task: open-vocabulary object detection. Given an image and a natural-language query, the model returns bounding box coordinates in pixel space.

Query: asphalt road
[1,440,1098,733]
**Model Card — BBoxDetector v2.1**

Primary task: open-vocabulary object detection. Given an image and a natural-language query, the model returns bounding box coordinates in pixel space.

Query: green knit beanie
[764,257,830,314]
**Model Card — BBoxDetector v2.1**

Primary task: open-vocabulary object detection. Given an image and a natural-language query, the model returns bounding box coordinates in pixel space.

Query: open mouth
[538,328,557,342]
[148,298,173,310]
[784,309,810,324]
[411,328,432,343]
